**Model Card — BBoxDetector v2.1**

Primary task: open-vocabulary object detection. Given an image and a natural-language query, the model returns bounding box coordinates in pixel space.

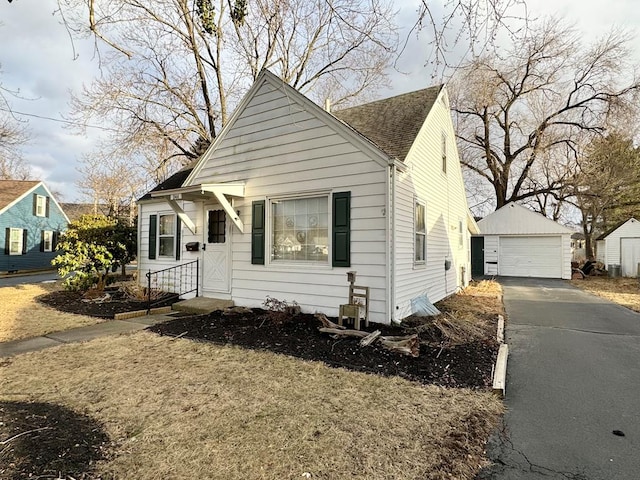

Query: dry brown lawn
[0,333,504,480]
[0,283,102,342]
[570,276,640,312]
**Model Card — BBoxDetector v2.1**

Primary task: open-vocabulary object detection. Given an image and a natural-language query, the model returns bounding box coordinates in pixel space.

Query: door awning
[150,183,245,234]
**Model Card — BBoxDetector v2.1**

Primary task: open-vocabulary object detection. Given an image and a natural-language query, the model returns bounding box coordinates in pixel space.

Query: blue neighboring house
[0,180,70,273]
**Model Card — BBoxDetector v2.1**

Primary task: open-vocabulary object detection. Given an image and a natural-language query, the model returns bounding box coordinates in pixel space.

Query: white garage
[472,203,574,279]
[595,218,640,277]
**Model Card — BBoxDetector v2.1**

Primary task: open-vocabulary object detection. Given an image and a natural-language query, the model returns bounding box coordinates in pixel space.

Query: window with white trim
[415,201,426,263]
[271,195,329,263]
[35,195,46,217]
[43,230,53,252]
[9,228,24,255]
[458,219,464,249]
[158,214,175,257]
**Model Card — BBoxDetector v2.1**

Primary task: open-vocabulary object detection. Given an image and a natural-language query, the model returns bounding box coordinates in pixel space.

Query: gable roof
[185,69,395,186]
[477,202,575,235]
[0,180,41,214]
[333,85,443,161]
[139,165,195,201]
[61,203,111,222]
[596,217,639,240]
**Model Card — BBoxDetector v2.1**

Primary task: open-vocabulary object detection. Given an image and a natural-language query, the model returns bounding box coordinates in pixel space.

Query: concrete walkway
[480,277,640,480]
[0,313,176,358]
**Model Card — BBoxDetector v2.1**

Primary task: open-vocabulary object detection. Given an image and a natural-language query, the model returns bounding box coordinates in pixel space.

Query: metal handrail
[145,259,199,313]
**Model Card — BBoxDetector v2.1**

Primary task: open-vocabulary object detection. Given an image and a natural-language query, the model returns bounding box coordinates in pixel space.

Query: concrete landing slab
[172,297,233,314]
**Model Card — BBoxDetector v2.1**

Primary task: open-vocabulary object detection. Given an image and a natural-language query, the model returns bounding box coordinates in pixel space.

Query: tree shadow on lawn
[0,400,110,480]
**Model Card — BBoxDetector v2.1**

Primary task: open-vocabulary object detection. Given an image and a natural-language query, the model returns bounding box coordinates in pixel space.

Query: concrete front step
[172,296,234,315]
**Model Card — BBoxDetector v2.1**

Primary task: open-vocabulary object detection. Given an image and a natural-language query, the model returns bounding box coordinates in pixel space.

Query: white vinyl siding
[393,89,472,320]
[157,77,389,323]
[597,218,640,276]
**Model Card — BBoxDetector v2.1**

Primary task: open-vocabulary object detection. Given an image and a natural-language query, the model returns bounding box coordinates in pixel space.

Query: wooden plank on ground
[492,343,509,398]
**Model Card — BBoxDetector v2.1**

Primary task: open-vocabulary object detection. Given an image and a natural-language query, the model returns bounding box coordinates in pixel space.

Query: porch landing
[172,297,234,315]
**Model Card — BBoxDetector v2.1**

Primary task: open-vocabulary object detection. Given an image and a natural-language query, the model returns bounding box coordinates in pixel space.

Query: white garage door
[620,237,640,277]
[499,236,562,278]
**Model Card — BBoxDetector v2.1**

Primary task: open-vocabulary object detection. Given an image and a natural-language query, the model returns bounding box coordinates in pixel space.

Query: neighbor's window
[9,228,24,255]
[415,201,426,263]
[158,214,175,257]
[43,230,53,252]
[35,195,46,217]
[271,196,329,263]
[441,132,447,174]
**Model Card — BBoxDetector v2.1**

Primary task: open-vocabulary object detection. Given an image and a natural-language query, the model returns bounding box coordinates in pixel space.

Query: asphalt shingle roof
[0,180,40,212]
[333,85,443,161]
[138,166,194,201]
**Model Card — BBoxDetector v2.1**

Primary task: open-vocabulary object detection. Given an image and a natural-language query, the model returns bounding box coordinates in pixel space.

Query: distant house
[0,180,70,273]
[595,218,640,276]
[472,202,574,279]
[137,69,476,324]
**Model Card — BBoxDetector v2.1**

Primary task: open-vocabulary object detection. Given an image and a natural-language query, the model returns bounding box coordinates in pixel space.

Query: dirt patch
[37,287,179,319]
[148,281,502,389]
[0,284,101,343]
[571,276,640,312]
[0,400,110,479]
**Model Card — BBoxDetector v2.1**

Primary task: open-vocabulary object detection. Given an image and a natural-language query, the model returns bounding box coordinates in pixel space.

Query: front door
[202,207,230,294]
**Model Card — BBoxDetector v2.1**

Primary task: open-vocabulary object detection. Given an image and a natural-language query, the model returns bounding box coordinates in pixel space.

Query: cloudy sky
[0,0,638,202]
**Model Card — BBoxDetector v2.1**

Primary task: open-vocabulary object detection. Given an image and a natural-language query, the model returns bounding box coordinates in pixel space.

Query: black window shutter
[4,228,9,255]
[251,200,265,265]
[45,197,50,218]
[40,230,45,252]
[22,229,28,254]
[332,191,351,267]
[32,194,37,216]
[149,215,157,260]
[175,216,182,260]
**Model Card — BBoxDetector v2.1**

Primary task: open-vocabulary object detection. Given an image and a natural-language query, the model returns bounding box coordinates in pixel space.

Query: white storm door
[202,207,231,293]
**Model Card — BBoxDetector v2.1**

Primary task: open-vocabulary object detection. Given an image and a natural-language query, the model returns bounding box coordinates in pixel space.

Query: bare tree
[569,134,640,257]
[0,85,31,179]
[60,0,398,177]
[76,152,146,225]
[451,18,640,215]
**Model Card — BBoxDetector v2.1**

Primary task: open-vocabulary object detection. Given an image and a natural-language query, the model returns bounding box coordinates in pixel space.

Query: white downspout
[387,164,396,324]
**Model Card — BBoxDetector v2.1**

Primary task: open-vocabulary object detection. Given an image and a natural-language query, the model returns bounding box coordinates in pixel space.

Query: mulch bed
[37,288,179,319]
[0,400,110,480]
[149,309,498,389]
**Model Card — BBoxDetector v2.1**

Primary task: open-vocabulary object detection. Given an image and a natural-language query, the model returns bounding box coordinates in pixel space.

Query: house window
[458,219,464,249]
[43,230,53,252]
[158,214,175,257]
[35,195,47,217]
[415,201,426,263]
[271,195,329,263]
[441,132,447,174]
[9,228,24,255]
[208,210,226,244]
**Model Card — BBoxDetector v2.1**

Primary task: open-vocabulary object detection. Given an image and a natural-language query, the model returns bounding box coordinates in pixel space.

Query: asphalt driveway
[481,277,640,479]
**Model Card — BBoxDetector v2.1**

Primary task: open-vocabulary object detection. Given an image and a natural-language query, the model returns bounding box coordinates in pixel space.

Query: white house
[472,202,574,279]
[595,218,640,276]
[137,69,475,324]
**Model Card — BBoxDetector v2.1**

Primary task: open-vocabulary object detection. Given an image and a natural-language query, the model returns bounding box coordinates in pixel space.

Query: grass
[0,282,102,342]
[570,276,640,312]
[0,333,504,480]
